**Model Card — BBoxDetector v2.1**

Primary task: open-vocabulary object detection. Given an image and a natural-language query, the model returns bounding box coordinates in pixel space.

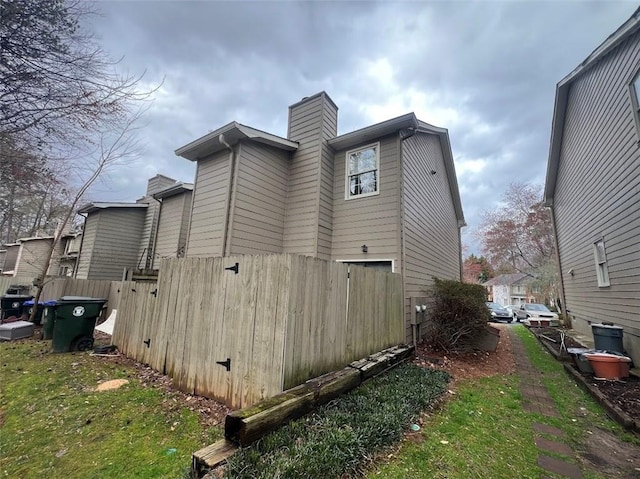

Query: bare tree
[476,182,559,305]
[28,108,147,320]
[0,0,153,151]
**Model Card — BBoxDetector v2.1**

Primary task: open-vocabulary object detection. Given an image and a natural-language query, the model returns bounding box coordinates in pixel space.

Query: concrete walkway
[507,328,584,479]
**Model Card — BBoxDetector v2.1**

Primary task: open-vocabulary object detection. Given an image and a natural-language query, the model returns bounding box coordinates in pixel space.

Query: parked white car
[518,303,559,326]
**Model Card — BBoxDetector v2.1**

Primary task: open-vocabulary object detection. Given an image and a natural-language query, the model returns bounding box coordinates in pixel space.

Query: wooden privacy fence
[112,254,404,409]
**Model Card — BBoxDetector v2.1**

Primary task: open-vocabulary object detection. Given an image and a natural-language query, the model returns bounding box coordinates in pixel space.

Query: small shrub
[424,277,490,352]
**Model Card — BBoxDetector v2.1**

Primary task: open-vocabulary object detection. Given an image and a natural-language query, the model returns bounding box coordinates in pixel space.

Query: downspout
[219,134,235,258]
[548,202,568,320]
[399,127,416,345]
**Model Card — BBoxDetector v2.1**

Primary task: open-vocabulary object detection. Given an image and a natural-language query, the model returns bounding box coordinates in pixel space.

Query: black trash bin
[591,323,624,353]
[41,300,58,340]
[21,300,45,325]
[1,294,33,321]
[51,296,107,353]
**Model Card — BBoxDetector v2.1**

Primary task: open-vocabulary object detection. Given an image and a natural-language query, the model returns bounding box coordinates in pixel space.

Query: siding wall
[227,142,289,254]
[153,191,192,268]
[401,132,461,341]
[85,209,147,280]
[137,197,161,269]
[15,239,54,278]
[284,93,337,257]
[75,214,99,279]
[554,31,640,364]
[330,135,401,267]
[2,245,20,273]
[186,150,231,257]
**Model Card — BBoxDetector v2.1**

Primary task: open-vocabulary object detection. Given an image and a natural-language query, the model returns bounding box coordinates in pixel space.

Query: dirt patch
[91,351,230,430]
[413,323,516,384]
[95,378,129,391]
[580,428,640,479]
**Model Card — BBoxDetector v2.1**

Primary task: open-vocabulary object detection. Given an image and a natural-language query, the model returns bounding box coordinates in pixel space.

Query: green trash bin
[1,294,33,320]
[41,300,58,340]
[21,300,45,325]
[51,296,106,353]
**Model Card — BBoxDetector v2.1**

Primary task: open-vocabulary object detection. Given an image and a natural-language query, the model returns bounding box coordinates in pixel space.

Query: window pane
[348,147,377,174]
[359,171,377,193]
[595,240,606,263]
[634,75,640,99]
[349,176,358,195]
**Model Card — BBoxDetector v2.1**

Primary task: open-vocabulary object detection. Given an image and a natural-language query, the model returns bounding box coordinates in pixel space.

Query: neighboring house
[57,232,82,277]
[74,175,179,281]
[544,8,640,365]
[0,236,63,279]
[175,92,466,340]
[75,202,149,280]
[151,182,193,269]
[483,273,535,306]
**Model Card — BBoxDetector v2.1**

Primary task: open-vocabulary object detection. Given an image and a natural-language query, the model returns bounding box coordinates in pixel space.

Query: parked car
[485,302,512,323]
[504,304,522,321]
[518,303,559,324]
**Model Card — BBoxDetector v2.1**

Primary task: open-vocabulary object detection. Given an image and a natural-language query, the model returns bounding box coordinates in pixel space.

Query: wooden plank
[192,439,238,474]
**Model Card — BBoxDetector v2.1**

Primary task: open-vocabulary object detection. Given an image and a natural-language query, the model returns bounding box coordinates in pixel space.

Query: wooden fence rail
[112,254,404,409]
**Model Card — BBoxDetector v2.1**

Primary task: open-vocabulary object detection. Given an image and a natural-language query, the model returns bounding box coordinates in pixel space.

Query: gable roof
[175,122,299,161]
[152,182,194,200]
[77,202,149,215]
[329,113,466,227]
[544,7,640,206]
[483,273,529,286]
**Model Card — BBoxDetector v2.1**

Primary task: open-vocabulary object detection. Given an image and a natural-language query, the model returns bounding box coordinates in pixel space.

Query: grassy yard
[0,340,222,479]
[3,327,638,479]
[367,325,638,479]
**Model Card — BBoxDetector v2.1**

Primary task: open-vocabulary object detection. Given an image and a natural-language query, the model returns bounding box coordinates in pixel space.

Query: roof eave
[152,182,195,200]
[544,7,640,207]
[328,113,419,151]
[175,122,298,161]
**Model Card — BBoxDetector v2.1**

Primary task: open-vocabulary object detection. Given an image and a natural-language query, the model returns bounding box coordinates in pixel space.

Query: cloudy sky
[85,0,637,253]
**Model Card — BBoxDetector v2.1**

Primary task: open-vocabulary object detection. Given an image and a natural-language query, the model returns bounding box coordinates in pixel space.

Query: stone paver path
[507,328,583,479]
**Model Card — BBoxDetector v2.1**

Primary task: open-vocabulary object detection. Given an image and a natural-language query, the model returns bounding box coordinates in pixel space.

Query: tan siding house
[176,92,465,341]
[152,183,193,268]
[544,8,640,366]
[75,203,148,280]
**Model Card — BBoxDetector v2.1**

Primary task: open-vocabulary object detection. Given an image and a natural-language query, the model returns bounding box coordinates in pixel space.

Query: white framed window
[593,239,610,287]
[629,70,640,138]
[345,143,379,199]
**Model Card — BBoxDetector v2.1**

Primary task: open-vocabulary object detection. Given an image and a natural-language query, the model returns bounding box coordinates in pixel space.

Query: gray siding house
[176,92,466,340]
[74,175,180,281]
[75,203,149,280]
[151,182,193,269]
[0,236,64,279]
[544,8,640,366]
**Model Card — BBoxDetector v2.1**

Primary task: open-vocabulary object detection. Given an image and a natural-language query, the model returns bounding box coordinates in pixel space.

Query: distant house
[0,236,62,278]
[544,8,640,364]
[74,175,180,281]
[57,232,82,277]
[175,92,466,340]
[483,273,536,306]
[151,182,193,269]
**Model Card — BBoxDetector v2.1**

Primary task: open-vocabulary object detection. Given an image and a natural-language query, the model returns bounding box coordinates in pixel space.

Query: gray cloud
[83,0,637,254]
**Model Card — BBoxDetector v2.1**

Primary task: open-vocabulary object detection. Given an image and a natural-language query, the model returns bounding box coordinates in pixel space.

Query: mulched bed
[531,326,640,428]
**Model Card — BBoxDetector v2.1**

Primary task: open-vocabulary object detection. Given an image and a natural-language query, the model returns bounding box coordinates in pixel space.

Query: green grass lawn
[367,325,638,479]
[3,327,637,479]
[0,340,222,479]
